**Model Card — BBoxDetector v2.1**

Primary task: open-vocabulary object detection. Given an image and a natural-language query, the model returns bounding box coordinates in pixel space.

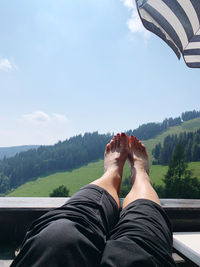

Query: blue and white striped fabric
[136,0,200,68]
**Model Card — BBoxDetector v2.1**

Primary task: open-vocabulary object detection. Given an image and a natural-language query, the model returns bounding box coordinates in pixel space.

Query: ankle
[104,168,122,180]
[134,160,149,174]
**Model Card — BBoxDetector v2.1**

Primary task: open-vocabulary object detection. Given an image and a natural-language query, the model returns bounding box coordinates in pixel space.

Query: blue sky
[0,0,199,146]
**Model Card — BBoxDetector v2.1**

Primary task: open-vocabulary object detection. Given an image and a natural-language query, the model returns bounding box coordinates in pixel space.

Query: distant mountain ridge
[0,145,39,160]
[1,109,199,159]
[127,110,200,140]
[0,109,200,194]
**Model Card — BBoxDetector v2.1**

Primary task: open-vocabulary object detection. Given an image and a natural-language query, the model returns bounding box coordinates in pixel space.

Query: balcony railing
[1,198,200,266]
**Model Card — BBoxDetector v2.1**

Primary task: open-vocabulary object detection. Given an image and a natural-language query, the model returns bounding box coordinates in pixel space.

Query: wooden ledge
[160,199,200,209]
[0,197,70,211]
[0,197,200,210]
[0,198,200,244]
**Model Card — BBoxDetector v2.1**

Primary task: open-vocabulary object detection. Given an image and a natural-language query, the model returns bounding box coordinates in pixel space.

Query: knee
[34,219,81,252]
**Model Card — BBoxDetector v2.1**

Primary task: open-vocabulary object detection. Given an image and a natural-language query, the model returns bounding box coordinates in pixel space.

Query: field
[7,118,200,197]
[7,161,200,197]
[143,117,200,163]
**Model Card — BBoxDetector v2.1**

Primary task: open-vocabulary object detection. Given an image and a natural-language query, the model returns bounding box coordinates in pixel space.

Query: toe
[112,136,117,149]
[121,132,128,148]
[129,135,134,149]
[116,133,120,148]
[133,136,137,149]
[105,144,111,154]
[110,140,115,150]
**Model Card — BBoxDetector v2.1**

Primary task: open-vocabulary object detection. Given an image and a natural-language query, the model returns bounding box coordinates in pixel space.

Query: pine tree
[163,142,200,198]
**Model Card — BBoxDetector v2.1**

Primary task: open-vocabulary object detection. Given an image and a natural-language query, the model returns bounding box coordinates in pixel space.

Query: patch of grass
[181,118,200,131]
[189,162,200,178]
[149,162,200,186]
[143,118,200,163]
[7,118,200,197]
[149,165,167,186]
[7,160,131,197]
[7,160,200,197]
[8,160,104,197]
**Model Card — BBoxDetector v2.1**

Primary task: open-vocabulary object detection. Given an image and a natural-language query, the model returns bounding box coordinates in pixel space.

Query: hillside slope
[7,118,200,197]
[0,145,39,159]
[1,113,200,195]
[143,117,200,162]
[7,161,200,197]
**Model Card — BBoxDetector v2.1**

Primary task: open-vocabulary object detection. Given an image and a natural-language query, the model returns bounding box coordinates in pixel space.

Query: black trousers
[11,185,177,267]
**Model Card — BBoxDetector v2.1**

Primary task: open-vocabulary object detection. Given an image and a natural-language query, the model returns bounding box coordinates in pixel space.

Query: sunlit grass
[7,160,199,197]
[7,118,200,197]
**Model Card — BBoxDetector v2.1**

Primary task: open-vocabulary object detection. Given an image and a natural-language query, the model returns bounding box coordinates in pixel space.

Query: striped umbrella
[136,0,200,68]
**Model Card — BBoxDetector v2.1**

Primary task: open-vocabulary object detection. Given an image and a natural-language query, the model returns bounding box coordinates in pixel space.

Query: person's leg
[123,135,160,208]
[11,134,128,267]
[91,133,129,207]
[100,136,176,267]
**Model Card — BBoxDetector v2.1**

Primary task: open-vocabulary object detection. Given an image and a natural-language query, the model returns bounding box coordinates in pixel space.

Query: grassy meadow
[7,118,200,197]
[7,161,200,197]
[143,117,200,162]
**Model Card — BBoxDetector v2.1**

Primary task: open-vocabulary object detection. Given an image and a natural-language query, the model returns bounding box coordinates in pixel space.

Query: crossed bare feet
[104,133,150,191]
[91,133,151,207]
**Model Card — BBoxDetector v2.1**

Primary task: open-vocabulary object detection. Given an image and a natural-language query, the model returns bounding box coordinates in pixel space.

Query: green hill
[0,145,39,159]
[7,160,105,197]
[6,117,200,197]
[7,160,200,197]
[143,117,200,162]
[7,160,130,197]
[7,117,200,197]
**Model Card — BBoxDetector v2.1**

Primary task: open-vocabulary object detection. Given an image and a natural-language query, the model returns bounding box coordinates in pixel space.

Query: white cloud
[22,111,69,125]
[0,111,72,146]
[124,0,134,9]
[23,111,51,123]
[0,58,15,71]
[122,0,150,41]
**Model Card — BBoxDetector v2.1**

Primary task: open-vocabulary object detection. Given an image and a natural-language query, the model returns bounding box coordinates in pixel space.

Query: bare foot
[104,133,129,178]
[123,136,160,208]
[128,135,150,183]
[91,133,129,205]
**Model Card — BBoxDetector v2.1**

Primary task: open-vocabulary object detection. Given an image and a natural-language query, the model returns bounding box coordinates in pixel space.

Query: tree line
[0,132,111,194]
[120,142,200,199]
[181,110,200,121]
[0,109,200,194]
[127,109,200,141]
[152,129,200,165]
[154,142,200,198]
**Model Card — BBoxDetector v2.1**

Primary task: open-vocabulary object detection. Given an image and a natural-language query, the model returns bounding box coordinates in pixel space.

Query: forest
[0,132,111,193]
[152,129,200,165]
[122,142,200,199]
[155,142,200,198]
[0,109,200,194]
[127,110,200,140]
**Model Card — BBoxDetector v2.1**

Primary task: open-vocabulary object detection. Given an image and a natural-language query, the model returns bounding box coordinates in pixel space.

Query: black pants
[11,185,176,267]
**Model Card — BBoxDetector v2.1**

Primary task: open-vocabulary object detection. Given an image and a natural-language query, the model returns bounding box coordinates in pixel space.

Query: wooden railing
[1,198,200,266]
[0,198,200,245]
